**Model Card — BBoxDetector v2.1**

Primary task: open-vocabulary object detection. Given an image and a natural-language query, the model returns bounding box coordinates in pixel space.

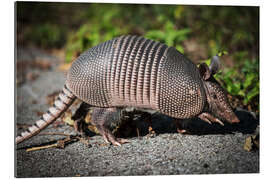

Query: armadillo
[16,35,240,145]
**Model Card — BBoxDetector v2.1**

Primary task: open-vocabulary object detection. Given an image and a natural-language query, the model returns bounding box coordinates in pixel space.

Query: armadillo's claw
[214,118,224,126]
[198,113,224,126]
[111,138,130,146]
[112,140,121,147]
[102,134,110,144]
[177,128,187,134]
[105,136,129,147]
[200,117,212,125]
[98,126,129,146]
[117,138,130,144]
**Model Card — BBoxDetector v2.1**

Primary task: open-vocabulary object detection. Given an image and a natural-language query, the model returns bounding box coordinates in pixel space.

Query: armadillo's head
[199,56,240,124]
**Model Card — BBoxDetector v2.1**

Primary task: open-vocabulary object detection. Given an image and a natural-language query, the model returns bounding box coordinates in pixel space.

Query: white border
[2,0,269,180]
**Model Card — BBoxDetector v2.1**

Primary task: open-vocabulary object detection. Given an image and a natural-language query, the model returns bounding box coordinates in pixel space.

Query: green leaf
[217,51,228,57]
[243,73,255,89]
[247,85,259,100]
[145,30,165,40]
[204,58,211,66]
[176,45,184,53]
[238,90,245,97]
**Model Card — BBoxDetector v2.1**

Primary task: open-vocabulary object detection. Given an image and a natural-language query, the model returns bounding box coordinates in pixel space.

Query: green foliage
[145,22,190,53]
[181,6,259,57]
[65,4,192,61]
[214,59,259,106]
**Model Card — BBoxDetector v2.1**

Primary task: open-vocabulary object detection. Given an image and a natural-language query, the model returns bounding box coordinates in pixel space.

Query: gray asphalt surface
[15,47,259,177]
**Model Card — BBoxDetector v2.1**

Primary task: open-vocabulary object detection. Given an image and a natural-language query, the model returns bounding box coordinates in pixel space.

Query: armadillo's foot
[149,126,156,134]
[97,125,129,146]
[147,126,156,137]
[140,112,156,137]
[102,134,129,146]
[198,112,224,126]
[173,119,188,134]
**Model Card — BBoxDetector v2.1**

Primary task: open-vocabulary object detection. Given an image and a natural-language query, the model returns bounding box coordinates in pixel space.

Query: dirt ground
[15,47,259,177]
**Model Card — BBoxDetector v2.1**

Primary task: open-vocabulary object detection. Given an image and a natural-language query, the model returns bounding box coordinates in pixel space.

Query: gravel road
[15,47,259,177]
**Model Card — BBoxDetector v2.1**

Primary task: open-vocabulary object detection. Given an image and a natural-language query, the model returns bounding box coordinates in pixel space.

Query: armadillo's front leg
[173,119,187,134]
[140,112,155,136]
[198,112,224,126]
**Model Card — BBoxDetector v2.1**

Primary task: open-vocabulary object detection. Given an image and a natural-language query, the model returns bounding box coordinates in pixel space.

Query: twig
[26,144,58,152]
[26,135,78,152]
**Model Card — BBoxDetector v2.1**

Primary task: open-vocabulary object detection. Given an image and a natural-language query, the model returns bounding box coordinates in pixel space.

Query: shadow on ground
[113,108,259,138]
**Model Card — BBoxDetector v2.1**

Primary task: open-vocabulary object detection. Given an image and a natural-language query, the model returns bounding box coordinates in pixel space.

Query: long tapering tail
[16,84,76,144]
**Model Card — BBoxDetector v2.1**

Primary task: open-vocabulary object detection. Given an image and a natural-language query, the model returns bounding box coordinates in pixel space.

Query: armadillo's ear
[198,63,211,80]
[209,55,221,75]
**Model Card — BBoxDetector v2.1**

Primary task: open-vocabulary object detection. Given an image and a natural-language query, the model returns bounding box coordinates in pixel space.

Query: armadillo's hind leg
[91,108,129,146]
[72,102,92,135]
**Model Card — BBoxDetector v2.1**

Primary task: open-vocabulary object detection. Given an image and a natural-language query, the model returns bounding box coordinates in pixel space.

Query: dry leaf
[62,110,74,126]
[85,111,92,124]
[244,136,253,152]
[244,134,259,152]
[87,124,99,134]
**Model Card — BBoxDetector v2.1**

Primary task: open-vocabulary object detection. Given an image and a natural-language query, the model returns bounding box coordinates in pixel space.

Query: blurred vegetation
[16,2,259,113]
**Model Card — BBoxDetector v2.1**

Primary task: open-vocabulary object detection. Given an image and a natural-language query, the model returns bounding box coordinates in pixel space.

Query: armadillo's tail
[16,84,76,144]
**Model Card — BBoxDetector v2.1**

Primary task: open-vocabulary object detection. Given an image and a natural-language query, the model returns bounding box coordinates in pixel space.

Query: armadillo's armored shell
[67,35,206,119]
[67,38,114,107]
[158,47,205,118]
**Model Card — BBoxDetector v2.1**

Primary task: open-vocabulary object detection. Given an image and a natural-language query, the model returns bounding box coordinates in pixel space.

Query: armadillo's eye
[213,94,217,99]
